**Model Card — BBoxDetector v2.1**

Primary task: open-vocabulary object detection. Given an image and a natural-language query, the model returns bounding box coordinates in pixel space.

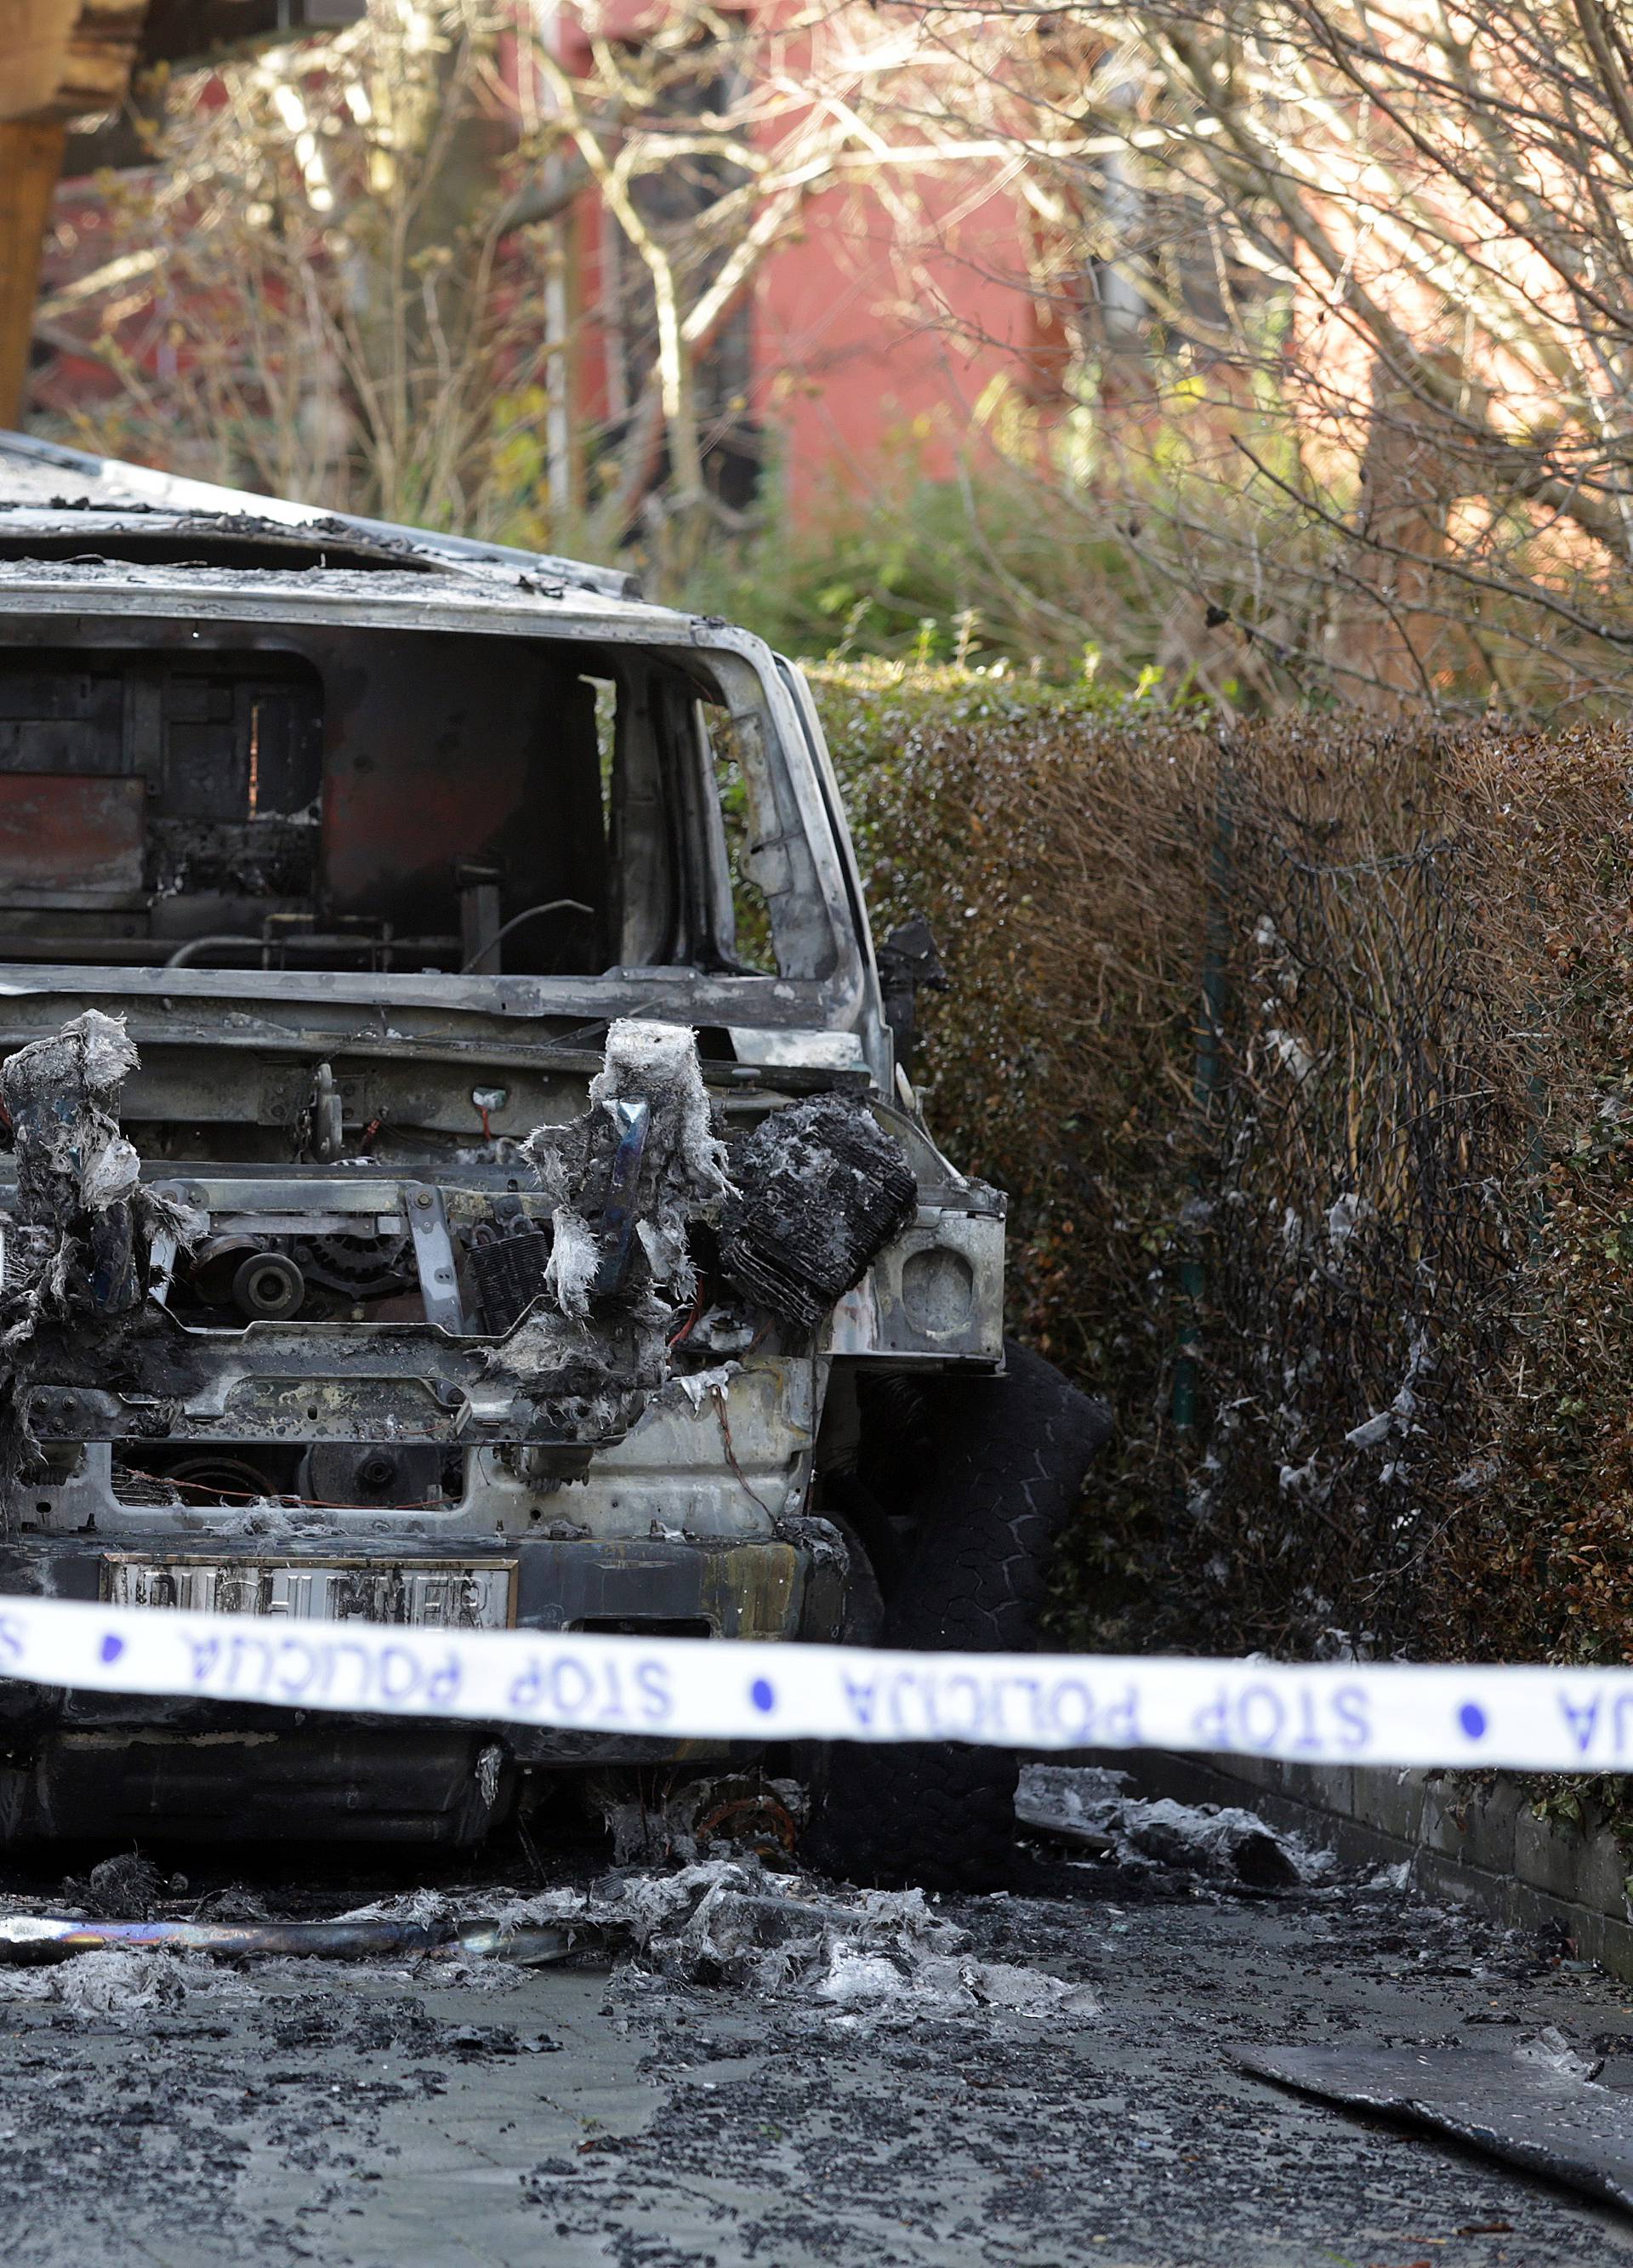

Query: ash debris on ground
[519,1843,1633,2268]
[343,1856,1103,2024]
[0,1803,1630,2265]
[1018,1763,1337,1887]
[0,1943,239,2021]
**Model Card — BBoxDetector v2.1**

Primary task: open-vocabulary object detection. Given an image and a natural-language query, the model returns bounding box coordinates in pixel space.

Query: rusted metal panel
[0,769,144,894]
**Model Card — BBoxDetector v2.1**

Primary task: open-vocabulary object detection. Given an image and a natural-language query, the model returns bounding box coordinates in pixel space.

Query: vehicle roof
[0,428,663,616]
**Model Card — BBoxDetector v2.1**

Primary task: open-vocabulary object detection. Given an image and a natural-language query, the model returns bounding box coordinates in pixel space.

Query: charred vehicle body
[0,431,1107,1885]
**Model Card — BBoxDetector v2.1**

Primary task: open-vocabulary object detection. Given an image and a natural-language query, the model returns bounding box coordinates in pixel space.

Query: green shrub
[661,472,1179,689]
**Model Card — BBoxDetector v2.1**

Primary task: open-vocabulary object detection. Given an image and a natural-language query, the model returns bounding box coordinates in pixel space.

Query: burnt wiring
[115,1466,437,1513]
[667,1280,706,1347]
[711,1387,776,1521]
[458,898,593,974]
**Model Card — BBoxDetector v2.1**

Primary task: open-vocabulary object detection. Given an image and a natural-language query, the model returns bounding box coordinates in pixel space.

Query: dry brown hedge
[816,664,1633,1669]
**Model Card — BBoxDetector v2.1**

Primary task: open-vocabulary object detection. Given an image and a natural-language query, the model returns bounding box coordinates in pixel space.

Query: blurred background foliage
[43,0,1633,717]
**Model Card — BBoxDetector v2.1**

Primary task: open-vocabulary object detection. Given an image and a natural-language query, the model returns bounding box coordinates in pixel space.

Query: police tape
[1,1592,1632,1772]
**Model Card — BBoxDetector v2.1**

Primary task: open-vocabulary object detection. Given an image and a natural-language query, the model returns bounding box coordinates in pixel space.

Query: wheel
[804,1340,1112,1890]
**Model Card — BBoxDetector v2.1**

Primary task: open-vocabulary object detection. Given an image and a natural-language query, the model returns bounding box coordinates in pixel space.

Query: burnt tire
[805,1340,1111,1891]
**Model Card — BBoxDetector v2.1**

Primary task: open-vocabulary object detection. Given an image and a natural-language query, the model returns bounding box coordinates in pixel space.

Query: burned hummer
[0,431,1104,1883]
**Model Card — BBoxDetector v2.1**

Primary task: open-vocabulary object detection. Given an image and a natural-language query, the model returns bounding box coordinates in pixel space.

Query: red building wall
[751,173,1028,515]
[555,2,1034,522]
[31,8,1042,529]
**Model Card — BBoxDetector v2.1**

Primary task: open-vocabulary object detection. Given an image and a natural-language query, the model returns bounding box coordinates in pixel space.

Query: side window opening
[698,703,777,974]
[599,660,776,978]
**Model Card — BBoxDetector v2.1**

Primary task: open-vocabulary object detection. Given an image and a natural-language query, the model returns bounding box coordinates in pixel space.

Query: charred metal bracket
[145,1227,179,1310]
[456,861,504,977]
[404,1181,466,1333]
[304,1062,344,1164]
[17,1310,640,1451]
[876,915,948,1081]
[592,1098,650,1296]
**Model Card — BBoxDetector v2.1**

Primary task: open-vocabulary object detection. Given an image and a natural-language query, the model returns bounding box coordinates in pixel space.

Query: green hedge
[814,660,1204,1644]
[811,665,1633,1680]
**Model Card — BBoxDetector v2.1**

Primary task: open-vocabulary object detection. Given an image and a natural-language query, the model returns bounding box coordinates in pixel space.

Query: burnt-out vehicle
[0,430,1106,1885]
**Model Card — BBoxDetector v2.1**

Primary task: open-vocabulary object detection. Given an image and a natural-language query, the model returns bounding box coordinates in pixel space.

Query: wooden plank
[0,113,65,427]
[1,0,142,120]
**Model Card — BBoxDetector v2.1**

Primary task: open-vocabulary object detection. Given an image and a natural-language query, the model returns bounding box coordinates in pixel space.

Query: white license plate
[100,1556,515,1628]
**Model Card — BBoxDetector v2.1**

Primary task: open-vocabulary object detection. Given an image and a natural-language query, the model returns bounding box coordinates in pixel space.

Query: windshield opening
[0,620,757,979]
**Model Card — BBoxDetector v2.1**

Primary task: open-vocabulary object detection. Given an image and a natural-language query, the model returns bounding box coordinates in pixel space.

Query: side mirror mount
[876,915,948,1081]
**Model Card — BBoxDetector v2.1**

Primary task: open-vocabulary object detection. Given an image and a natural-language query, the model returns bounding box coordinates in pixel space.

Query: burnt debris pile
[720,1093,917,1331]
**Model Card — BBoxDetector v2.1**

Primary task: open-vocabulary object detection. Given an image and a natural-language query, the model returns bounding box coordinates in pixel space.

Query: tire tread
[807,1343,1110,1889]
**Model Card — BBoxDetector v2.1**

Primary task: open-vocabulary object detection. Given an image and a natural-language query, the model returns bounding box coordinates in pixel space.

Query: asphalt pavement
[2,1812,1631,2268]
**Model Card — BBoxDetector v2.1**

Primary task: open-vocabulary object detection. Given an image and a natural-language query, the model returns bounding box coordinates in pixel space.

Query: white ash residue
[0,1946,247,2020]
[815,1940,1100,2023]
[606,1862,1099,2026]
[1343,1331,1432,1456]
[1017,1766,1334,1888]
[0,1861,1101,2032]
[591,1019,730,1301]
[339,1886,452,1930]
[1107,1798,1333,1886]
[660,1359,742,1414]
[592,1021,728,1202]
[1514,2024,1605,2083]
[484,1020,737,1436]
[542,1205,600,1319]
[0,1008,140,1225]
[1366,1859,1414,1893]
[519,1018,730,1317]
[345,1861,1100,2026]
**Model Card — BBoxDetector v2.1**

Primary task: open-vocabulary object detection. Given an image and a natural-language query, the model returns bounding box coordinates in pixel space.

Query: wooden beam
[0,0,140,124]
[1,0,81,121]
[0,116,66,427]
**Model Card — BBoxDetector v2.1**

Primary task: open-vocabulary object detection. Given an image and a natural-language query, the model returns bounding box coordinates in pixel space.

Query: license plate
[100,1556,515,1628]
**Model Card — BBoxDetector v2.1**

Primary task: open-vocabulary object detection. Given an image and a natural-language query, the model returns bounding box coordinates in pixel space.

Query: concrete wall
[1114,1749,1633,1983]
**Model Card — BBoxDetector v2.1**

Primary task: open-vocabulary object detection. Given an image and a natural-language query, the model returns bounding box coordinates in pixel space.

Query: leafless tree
[37,0,585,532]
[534,3,1038,553]
[907,0,1633,710]
[37,0,1008,557]
[42,0,1633,708]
